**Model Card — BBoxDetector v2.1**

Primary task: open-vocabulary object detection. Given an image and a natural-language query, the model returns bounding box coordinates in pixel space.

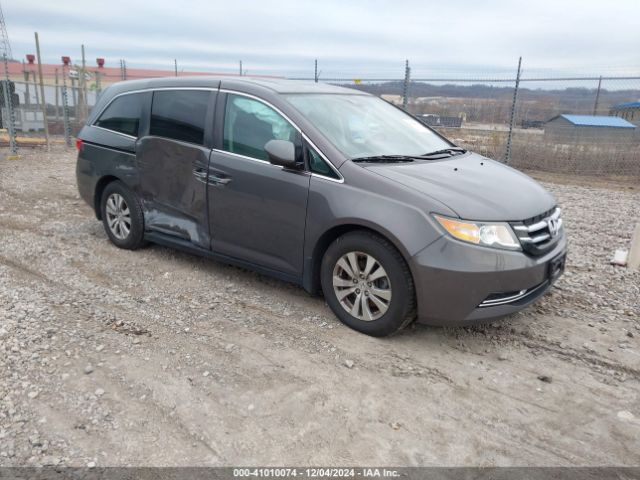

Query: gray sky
[5,0,640,78]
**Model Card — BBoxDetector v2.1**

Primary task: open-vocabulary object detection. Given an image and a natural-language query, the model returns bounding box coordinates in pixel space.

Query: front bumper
[410,233,567,326]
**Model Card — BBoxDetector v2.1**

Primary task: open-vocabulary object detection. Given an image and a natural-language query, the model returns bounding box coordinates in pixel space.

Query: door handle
[209,174,231,186]
[193,168,207,180]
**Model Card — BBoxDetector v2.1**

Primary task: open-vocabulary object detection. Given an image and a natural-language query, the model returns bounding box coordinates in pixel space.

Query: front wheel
[320,231,416,337]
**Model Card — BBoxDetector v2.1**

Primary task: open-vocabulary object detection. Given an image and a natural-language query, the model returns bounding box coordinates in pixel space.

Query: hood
[362,153,556,221]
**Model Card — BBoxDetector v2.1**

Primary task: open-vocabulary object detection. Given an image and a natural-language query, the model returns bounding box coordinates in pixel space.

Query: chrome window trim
[91,87,217,137]
[211,148,312,177]
[91,124,137,140]
[83,140,135,156]
[310,172,343,184]
[219,89,344,183]
[91,86,345,183]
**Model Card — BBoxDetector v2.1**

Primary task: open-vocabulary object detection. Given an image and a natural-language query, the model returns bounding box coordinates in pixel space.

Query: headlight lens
[434,215,521,250]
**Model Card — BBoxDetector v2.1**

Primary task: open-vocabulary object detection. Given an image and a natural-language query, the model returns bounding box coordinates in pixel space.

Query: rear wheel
[321,231,416,337]
[100,181,146,250]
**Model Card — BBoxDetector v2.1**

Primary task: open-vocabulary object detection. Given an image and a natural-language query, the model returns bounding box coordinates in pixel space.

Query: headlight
[433,215,521,250]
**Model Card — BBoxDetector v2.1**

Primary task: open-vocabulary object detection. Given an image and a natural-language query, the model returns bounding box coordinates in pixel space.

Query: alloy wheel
[332,251,392,321]
[105,193,131,240]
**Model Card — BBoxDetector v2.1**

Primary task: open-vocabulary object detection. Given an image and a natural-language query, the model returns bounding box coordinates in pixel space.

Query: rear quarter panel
[76,125,140,216]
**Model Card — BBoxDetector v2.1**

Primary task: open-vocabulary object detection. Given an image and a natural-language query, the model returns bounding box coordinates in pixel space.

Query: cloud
[5,0,640,77]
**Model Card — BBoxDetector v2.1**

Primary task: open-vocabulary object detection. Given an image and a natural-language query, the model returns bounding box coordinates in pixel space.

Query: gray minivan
[76,76,566,336]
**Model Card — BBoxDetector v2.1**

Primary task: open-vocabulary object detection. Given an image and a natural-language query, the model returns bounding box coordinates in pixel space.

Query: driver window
[223,94,297,161]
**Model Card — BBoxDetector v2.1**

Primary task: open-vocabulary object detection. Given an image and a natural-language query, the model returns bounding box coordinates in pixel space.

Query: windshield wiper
[351,155,417,163]
[421,147,467,157]
[352,148,467,163]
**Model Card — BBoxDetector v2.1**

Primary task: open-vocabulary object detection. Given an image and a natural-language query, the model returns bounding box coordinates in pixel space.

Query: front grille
[510,207,563,256]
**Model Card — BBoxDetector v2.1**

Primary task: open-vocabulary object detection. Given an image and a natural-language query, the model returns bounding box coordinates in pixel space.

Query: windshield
[284,94,452,159]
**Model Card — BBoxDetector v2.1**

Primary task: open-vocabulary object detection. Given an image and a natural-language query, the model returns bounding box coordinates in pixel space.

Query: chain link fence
[329,70,640,177]
[3,78,100,137]
[3,61,639,177]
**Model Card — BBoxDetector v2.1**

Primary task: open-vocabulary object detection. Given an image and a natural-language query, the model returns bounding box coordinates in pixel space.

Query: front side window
[223,94,297,161]
[95,93,144,137]
[284,94,451,159]
[150,90,209,145]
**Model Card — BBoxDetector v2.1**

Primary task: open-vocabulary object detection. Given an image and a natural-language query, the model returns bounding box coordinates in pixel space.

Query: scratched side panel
[136,137,211,249]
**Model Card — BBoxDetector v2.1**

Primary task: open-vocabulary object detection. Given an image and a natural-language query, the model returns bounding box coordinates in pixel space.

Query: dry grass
[443,127,640,178]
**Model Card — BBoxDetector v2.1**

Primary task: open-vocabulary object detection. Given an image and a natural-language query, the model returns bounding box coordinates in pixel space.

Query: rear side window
[150,90,209,145]
[95,93,144,137]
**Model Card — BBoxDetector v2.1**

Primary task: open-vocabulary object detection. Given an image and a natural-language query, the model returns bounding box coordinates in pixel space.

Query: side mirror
[265,139,298,169]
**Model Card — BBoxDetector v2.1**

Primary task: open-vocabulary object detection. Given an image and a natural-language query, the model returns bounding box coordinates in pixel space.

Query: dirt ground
[0,147,639,467]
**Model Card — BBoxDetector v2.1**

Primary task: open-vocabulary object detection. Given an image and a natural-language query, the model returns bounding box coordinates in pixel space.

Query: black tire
[100,181,146,250]
[320,230,416,337]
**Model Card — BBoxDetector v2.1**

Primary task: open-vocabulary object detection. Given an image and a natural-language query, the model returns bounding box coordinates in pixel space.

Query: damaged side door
[136,88,217,249]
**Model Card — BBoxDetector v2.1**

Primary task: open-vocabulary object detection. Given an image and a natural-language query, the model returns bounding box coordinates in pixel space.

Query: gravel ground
[0,147,639,467]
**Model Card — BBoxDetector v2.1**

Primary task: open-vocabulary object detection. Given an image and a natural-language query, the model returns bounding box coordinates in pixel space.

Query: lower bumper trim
[478,280,549,307]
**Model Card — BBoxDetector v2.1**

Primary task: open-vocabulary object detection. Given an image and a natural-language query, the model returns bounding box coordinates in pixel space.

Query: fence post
[61,64,72,147]
[593,75,602,115]
[54,68,59,120]
[504,56,522,164]
[2,52,18,157]
[35,32,50,150]
[71,77,77,121]
[95,70,102,96]
[402,59,410,111]
[23,62,30,106]
[80,43,88,123]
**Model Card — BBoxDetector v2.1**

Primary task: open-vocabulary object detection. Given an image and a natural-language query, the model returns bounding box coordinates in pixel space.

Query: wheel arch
[304,222,416,297]
[93,175,121,220]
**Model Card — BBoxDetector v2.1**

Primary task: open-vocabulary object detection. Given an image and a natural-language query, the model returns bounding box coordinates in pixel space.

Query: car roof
[106,76,367,96]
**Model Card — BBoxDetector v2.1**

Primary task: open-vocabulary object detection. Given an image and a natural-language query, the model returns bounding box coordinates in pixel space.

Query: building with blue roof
[609,101,640,126]
[544,114,637,144]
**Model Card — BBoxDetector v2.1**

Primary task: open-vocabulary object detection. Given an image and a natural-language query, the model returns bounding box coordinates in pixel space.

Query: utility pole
[239,60,243,76]
[504,56,522,164]
[593,75,602,115]
[402,59,411,111]
[54,68,59,120]
[314,59,318,83]
[34,32,50,149]
[80,43,88,122]
[174,58,178,76]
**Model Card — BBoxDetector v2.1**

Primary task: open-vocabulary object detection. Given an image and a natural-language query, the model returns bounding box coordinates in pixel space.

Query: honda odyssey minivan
[76,77,566,337]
